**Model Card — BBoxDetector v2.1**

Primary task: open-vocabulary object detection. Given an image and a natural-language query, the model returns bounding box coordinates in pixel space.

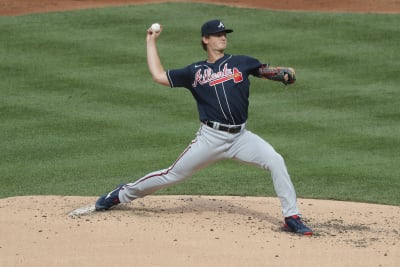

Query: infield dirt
[1,1,399,267]
[1,0,400,15]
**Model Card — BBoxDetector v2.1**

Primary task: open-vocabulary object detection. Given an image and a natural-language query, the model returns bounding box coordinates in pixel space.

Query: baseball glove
[258,64,296,85]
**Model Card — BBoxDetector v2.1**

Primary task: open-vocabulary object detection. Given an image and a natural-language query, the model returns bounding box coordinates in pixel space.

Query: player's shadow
[119,196,282,226]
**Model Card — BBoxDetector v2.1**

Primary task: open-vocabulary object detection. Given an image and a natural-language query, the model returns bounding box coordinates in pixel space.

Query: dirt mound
[1,195,399,266]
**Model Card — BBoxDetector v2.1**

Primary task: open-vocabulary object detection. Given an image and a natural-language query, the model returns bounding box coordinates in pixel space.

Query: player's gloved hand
[282,68,296,85]
[259,64,296,85]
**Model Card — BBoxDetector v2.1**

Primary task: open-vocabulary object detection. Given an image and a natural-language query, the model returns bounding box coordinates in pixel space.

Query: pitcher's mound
[0,195,399,266]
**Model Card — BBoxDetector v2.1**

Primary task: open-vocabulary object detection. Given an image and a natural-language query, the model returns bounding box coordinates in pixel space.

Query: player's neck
[207,50,225,63]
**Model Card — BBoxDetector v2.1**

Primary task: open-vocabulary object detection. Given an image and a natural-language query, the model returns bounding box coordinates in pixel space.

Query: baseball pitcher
[95,19,312,235]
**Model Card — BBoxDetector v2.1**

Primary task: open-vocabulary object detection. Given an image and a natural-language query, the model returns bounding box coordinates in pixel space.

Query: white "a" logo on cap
[218,21,225,28]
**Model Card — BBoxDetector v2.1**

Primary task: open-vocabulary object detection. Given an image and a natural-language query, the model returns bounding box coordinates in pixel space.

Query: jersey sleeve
[245,56,263,77]
[166,65,193,89]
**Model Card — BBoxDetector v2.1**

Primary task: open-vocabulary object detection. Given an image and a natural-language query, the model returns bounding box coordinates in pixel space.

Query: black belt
[203,121,243,134]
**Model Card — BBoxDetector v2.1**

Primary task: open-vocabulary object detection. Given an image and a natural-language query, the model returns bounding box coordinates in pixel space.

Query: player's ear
[202,36,209,44]
[201,36,209,51]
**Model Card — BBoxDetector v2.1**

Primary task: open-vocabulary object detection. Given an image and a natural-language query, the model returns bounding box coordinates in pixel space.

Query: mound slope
[1,195,399,266]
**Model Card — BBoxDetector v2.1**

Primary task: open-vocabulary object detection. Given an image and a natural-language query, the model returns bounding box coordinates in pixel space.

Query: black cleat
[95,184,124,211]
[283,215,313,235]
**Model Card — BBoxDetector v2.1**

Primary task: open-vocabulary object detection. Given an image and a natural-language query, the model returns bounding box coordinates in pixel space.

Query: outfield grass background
[1,3,399,205]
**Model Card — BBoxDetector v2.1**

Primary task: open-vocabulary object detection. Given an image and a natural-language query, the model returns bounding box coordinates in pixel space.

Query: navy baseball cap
[201,19,233,36]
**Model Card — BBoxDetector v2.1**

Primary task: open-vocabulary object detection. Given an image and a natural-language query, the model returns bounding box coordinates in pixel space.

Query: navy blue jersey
[167,54,262,125]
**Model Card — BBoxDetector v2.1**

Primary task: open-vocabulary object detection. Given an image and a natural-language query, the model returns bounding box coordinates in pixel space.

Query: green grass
[1,3,399,205]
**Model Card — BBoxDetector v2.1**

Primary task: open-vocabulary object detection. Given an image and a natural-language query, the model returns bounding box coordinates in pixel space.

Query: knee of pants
[266,152,286,171]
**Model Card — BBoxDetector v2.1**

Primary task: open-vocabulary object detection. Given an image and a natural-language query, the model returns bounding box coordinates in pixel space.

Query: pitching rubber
[68,205,96,217]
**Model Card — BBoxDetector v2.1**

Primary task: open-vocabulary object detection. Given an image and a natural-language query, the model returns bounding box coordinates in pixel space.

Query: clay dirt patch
[0,195,399,267]
[1,0,400,15]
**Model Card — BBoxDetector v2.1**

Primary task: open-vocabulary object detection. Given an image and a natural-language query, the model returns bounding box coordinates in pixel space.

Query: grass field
[1,3,399,205]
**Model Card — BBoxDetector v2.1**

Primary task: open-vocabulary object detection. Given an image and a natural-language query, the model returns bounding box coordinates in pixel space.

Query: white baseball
[151,23,161,33]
